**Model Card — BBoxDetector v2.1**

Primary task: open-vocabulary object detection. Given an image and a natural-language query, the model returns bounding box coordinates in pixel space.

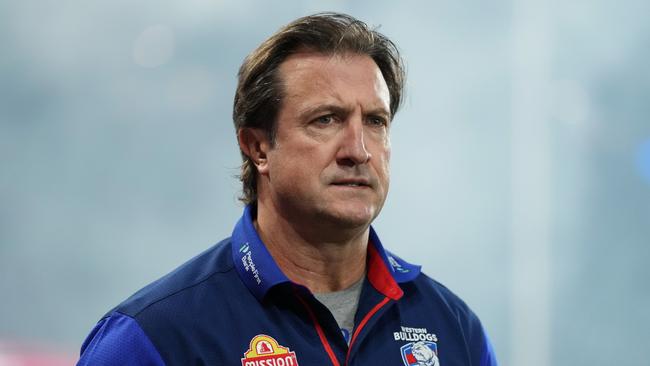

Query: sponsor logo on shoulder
[240,242,262,285]
[395,326,440,366]
[388,256,410,273]
[241,334,299,366]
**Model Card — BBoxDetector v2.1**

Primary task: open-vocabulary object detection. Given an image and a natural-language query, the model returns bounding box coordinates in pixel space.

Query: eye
[314,114,334,125]
[367,115,388,127]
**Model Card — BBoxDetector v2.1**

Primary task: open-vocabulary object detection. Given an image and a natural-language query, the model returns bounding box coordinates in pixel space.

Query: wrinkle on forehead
[278,52,391,118]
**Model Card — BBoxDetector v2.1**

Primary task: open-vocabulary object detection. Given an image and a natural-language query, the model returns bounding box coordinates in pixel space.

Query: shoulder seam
[131,266,236,318]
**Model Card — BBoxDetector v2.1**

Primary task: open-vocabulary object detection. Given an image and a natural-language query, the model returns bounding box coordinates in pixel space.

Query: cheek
[269,148,319,183]
[373,133,391,160]
[376,145,391,175]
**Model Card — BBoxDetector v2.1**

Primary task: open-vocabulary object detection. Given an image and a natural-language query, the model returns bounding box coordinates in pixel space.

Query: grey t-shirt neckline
[313,276,365,344]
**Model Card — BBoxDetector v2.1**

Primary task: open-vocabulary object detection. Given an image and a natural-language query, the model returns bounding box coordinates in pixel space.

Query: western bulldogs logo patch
[400,341,440,366]
[241,334,299,366]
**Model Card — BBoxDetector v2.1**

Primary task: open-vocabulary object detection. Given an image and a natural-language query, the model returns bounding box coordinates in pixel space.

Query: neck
[254,200,368,293]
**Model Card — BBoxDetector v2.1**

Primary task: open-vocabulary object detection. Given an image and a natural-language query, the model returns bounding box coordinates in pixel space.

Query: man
[77,12,498,366]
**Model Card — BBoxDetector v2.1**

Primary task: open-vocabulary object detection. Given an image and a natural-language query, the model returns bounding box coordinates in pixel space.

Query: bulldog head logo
[400,341,440,366]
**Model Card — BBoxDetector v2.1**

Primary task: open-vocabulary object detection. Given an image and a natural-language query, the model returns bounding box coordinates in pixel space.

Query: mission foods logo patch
[241,334,299,366]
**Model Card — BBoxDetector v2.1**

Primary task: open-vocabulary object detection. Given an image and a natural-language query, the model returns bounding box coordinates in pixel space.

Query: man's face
[260,52,392,229]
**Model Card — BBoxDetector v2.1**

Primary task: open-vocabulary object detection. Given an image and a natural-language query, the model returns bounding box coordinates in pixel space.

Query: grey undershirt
[313,277,364,344]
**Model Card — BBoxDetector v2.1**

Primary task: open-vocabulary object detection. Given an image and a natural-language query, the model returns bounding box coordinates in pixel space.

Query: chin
[321,203,380,228]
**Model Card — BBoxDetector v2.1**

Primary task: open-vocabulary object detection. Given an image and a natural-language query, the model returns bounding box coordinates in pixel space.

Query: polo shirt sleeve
[480,332,498,366]
[76,312,165,366]
[456,300,499,366]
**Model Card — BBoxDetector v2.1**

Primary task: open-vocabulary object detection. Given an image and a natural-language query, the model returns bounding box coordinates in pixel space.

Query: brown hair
[233,12,406,204]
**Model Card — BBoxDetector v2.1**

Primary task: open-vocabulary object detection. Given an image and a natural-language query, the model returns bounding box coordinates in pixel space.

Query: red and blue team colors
[77,205,498,365]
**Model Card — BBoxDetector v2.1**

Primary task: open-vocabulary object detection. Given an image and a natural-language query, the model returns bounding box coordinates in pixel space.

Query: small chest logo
[400,341,440,366]
[241,334,299,366]
[395,326,440,366]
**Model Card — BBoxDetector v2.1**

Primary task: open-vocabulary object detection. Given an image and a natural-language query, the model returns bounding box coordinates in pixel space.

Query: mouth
[330,179,371,188]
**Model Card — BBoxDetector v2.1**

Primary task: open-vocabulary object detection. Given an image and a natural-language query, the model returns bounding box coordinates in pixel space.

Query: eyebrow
[298,104,391,121]
[298,104,348,120]
[365,107,392,120]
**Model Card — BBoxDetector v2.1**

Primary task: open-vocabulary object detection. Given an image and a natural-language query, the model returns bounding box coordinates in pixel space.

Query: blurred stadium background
[1,0,649,365]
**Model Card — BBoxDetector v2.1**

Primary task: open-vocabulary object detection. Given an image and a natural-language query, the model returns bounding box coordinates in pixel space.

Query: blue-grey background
[1,0,649,365]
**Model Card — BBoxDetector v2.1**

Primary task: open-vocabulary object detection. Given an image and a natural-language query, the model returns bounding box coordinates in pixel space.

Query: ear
[238,128,271,175]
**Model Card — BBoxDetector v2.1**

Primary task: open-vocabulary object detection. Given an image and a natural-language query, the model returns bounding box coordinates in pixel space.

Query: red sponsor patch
[241,335,299,366]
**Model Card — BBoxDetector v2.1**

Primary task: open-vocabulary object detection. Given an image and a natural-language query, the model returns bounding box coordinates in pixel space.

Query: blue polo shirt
[77,206,498,365]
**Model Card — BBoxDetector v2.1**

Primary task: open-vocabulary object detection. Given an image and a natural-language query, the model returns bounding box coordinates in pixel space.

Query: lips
[330,178,371,187]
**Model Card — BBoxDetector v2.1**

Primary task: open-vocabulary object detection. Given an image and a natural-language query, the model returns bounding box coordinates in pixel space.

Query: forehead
[277,51,390,113]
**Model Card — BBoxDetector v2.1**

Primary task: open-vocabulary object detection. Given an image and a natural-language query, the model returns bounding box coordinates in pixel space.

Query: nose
[336,117,371,166]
